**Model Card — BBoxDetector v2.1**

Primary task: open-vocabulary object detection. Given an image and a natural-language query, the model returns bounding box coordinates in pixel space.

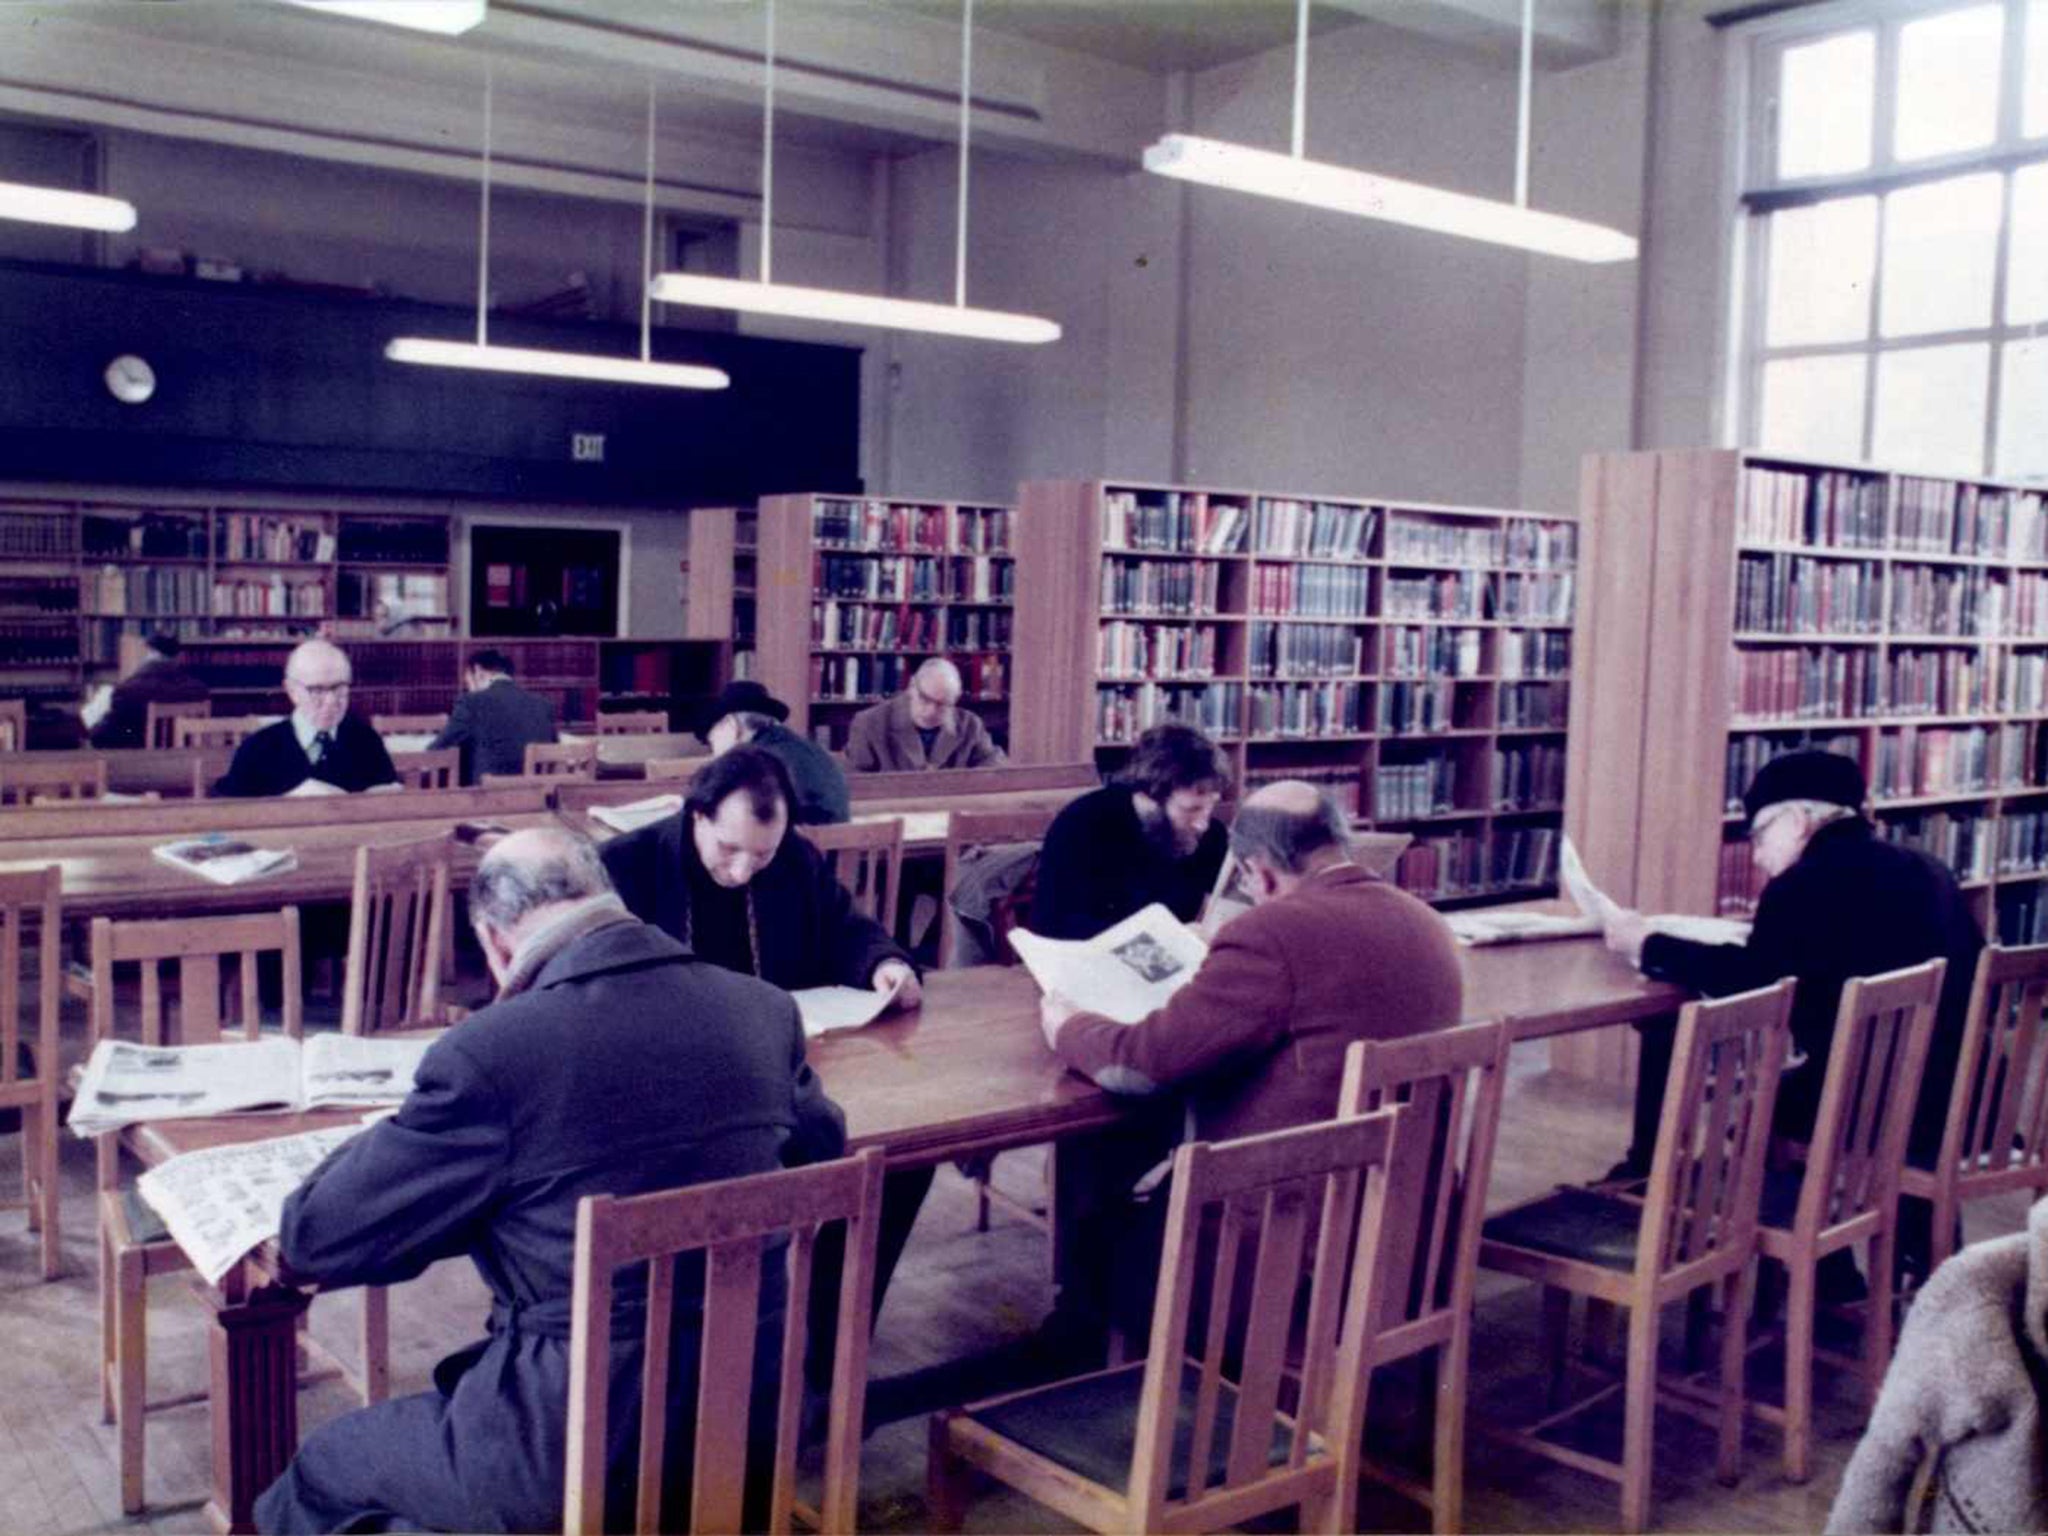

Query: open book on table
[152,835,298,887]
[70,1033,438,1137]
[138,1120,373,1284]
[1009,903,1209,1024]
[587,794,682,835]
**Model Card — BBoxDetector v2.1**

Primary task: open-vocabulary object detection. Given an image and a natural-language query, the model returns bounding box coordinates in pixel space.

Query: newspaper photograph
[137,1122,368,1285]
[1009,902,1210,1024]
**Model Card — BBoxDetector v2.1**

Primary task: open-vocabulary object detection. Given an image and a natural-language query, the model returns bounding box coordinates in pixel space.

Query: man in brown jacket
[1039,778,1464,1337]
[843,657,1005,772]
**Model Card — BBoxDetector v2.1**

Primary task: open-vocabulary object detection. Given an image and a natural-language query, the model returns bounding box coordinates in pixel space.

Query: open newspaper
[587,794,682,835]
[1558,836,1752,946]
[152,835,298,886]
[1009,903,1209,1024]
[790,972,907,1039]
[70,1034,437,1138]
[137,1121,372,1284]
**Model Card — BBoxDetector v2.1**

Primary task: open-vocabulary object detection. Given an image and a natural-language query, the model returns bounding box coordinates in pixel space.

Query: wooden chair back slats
[937,805,1062,968]
[187,749,236,799]
[1936,945,2048,1198]
[1798,961,1945,1241]
[642,757,710,783]
[0,867,60,1276]
[0,698,25,752]
[597,712,669,737]
[801,819,905,934]
[564,1148,887,1536]
[389,748,460,792]
[1644,979,1797,1282]
[342,837,452,1037]
[0,755,107,806]
[525,740,599,779]
[371,713,449,736]
[173,716,270,752]
[144,700,212,751]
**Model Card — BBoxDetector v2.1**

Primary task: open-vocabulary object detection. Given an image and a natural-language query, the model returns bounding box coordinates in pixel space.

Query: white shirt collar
[292,712,329,756]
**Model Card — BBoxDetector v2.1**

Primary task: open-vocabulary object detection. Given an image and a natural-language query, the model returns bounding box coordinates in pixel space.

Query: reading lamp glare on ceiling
[385,71,729,391]
[280,0,487,35]
[1143,0,1637,264]
[0,180,136,233]
[650,0,1060,345]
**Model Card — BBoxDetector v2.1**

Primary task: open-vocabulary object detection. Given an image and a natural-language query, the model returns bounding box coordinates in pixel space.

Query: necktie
[312,731,333,765]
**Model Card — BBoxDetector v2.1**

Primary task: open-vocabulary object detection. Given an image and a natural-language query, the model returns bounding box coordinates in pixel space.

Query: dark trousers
[1050,1100,1187,1334]
[806,1164,935,1385]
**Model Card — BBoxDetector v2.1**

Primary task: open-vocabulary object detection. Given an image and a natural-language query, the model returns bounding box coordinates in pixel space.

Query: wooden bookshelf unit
[751,493,1015,749]
[1011,479,1578,908]
[1568,448,2048,943]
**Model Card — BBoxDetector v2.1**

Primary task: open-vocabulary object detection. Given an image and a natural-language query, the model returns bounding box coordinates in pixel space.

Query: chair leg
[1716,1265,1754,1487]
[114,1245,147,1515]
[1434,1332,1468,1535]
[361,1286,391,1406]
[32,1103,58,1280]
[1540,1286,1571,1409]
[1864,1230,1896,1412]
[927,1411,970,1534]
[1783,1257,1817,1484]
[1927,1191,1957,1275]
[98,1217,116,1424]
[1619,1303,1658,1534]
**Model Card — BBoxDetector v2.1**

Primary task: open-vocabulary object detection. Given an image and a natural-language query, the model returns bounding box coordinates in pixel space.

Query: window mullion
[1862,188,1890,460]
[1984,169,2018,472]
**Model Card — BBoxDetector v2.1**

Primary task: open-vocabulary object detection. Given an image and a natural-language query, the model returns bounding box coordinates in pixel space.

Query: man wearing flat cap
[698,679,850,825]
[1601,749,1982,1282]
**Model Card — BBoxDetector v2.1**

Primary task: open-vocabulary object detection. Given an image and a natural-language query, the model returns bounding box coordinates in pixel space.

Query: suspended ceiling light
[279,0,487,36]
[1142,0,1637,265]
[650,0,1060,345]
[386,71,729,391]
[0,180,135,233]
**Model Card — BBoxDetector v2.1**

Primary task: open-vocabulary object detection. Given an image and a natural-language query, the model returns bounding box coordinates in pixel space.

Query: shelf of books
[1011,479,1578,910]
[752,493,1016,748]
[682,505,756,680]
[1569,448,2048,944]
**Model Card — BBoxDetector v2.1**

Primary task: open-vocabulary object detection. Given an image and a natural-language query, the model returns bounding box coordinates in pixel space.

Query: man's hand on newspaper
[872,960,921,1011]
[1039,991,1078,1051]
[1604,910,1651,968]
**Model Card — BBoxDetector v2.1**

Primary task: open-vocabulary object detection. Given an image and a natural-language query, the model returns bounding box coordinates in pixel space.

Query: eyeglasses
[290,679,351,699]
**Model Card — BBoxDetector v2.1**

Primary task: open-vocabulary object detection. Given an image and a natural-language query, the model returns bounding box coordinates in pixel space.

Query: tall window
[1740,0,2048,480]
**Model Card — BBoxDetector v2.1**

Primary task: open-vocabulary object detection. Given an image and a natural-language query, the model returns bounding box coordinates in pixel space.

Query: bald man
[1039,780,1465,1341]
[214,639,399,797]
[844,657,1005,772]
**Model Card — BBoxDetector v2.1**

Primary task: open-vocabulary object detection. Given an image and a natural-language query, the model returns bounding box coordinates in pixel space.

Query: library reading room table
[127,945,1681,1531]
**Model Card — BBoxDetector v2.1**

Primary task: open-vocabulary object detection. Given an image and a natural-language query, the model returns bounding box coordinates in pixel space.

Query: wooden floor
[0,1045,2029,1535]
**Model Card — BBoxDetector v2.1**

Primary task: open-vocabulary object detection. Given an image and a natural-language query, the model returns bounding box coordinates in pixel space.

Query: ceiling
[882,1,1381,76]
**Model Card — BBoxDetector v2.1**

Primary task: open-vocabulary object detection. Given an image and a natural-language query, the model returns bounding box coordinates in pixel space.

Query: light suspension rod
[0,181,135,233]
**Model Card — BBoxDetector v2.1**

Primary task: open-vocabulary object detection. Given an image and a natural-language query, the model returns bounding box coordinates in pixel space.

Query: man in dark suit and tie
[429,648,558,783]
[213,638,399,797]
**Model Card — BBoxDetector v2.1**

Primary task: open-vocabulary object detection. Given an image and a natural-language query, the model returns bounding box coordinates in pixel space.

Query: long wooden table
[126,942,1679,1531]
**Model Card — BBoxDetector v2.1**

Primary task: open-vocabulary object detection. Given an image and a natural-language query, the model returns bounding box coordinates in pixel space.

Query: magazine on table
[151,834,298,886]
[1009,903,1209,1024]
[137,1120,373,1284]
[1556,836,1752,948]
[790,971,907,1039]
[70,1033,439,1137]
[587,794,682,834]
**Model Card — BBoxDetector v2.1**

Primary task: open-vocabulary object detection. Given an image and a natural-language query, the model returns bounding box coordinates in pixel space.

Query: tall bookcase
[752,494,1015,748]
[1011,479,1579,907]
[682,504,757,680]
[1568,448,2048,943]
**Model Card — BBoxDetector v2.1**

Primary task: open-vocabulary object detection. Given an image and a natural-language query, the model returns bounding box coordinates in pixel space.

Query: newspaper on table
[1558,835,1753,948]
[70,1033,438,1138]
[790,971,907,1039]
[137,1120,372,1284]
[587,794,682,835]
[1008,903,1210,1024]
[151,834,298,886]
[1444,909,1604,947]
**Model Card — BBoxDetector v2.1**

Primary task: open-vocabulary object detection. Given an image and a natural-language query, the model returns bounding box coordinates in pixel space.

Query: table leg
[202,1279,310,1535]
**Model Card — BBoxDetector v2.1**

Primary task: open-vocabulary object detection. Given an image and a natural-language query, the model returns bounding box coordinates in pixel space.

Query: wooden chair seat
[1479,1186,1647,1274]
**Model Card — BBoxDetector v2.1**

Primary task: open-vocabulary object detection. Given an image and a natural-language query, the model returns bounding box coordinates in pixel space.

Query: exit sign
[571,432,606,462]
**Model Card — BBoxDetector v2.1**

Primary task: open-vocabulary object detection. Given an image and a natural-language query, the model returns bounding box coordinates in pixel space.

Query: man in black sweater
[428,648,557,783]
[214,638,399,797]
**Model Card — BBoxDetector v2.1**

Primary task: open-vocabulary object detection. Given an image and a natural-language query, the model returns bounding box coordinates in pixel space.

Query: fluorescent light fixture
[0,180,136,233]
[280,0,486,35]
[650,274,1060,345]
[384,338,728,389]
[1143,135,1638,264]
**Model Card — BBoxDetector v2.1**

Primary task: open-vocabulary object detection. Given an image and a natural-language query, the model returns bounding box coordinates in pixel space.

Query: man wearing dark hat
[700,679,850,825]
[1601,748,1982,1282]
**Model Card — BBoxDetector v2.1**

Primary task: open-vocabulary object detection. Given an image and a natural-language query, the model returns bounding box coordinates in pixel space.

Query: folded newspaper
[151,835,298,886]
[1555,836,1752,947]
[790,973,907,1039]
[137,1121,371,1284]
[70,1033,438,1138]
[1009,903,1209,1024]
[587,794,682,835]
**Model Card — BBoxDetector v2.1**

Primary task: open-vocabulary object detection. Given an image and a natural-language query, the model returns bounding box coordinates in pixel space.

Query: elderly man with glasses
[214,638,400,797]
[844,656,1005,772]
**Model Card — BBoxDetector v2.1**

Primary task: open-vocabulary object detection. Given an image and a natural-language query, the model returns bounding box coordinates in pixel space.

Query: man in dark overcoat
[255,826,846,1533]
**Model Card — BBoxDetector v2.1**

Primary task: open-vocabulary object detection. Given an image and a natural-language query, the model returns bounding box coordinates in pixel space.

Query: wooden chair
[0,867,61,1280]
[1900,944,2048,1275]
[1744,959,1944,1484]
[1476,979,1794,1533]
[0,754,106,806]
[389,747,460,791]
[937,805,1061,970]
[563,1147,887,1534]
[524,739,599,778]
[643,755,710,782]
[802,818,905,935]
[929,1108,1413,1536]
[595,710,668,736]
[187,748,237,799]
[144,698,211,750]
[173,715,269,752]
[92,908,304,1514]
[0,697,24,752]
[1336,1020,1511,1534]
[371,712,449,736]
